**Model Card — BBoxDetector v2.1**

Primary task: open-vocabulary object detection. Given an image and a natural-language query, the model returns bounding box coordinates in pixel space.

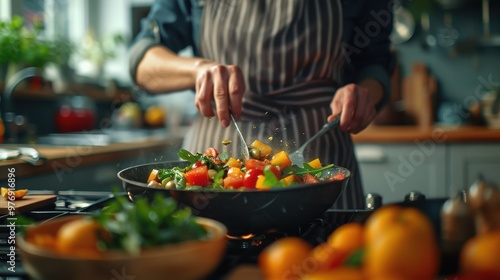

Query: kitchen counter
[0,136,183,180]
[352,125,500,143]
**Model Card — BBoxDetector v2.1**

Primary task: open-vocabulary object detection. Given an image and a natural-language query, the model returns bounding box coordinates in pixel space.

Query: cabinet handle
[355,146,387,163]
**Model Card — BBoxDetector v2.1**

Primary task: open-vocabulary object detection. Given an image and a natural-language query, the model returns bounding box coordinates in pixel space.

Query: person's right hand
[194,60,245,127]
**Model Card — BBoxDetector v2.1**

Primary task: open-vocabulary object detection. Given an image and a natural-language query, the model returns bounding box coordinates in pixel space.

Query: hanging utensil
[390,6,415,45]
[437,12,459,49]
[420,12,436,51]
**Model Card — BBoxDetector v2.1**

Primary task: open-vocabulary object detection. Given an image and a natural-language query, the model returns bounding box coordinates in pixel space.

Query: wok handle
[365,193,382,210]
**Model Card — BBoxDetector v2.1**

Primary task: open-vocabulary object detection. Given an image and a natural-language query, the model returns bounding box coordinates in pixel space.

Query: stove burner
[226,233,266,249]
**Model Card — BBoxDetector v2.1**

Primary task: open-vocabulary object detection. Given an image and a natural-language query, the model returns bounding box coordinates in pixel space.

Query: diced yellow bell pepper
[282,175,298,186]
[226,157,243,168]
[255,175,270,190]
[270,150,292,170]
[250,140,273,159]
[307,158,322,169]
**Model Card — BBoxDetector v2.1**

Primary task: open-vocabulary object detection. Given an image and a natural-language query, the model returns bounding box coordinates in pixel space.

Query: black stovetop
[0,191,370,280]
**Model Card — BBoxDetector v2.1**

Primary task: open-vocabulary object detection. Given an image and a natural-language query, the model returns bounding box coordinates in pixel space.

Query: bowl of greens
[17,195,227,280]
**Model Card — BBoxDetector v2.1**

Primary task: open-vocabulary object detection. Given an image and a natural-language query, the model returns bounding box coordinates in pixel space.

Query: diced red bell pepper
[243,168,263,189]
[223,175,245,189]
[204,147,219,158]
[245,158,267,170]
[267,165,282,181]
[330,173,346,181]
[185,165,210,187]
[303,173,320,184]
[191,160,204,169]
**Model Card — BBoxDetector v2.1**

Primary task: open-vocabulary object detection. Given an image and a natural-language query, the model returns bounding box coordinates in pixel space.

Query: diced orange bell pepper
[147,169,159,183]
[226,157,243,168]
[307,158,322,169]
[270,151,292,170]
[282,175,298,186]
[250,140,273,159]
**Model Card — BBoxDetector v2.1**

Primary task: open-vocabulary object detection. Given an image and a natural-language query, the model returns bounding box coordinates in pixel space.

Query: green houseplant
[0,15,73,85]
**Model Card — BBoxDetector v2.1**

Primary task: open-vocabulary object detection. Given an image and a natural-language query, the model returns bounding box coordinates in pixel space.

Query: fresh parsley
[95,194,207,255]
[282,163,335,177]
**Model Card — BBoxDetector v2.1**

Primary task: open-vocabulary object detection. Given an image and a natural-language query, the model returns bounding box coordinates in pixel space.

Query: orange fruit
[258,237,313,279]
[301,267,363,280]
[1,187,28,200]
[26,234,57,251]
[308,242,350,272]
[460,230,500,276]
[303,223,364,273]
[327,223,364,253]
[56,217,108,259]
[363,206,439,280]
[144,105,165,127]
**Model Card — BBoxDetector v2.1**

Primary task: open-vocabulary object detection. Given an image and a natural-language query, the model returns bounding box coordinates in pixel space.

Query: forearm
[359,78,384,110]
[135,46,205,93]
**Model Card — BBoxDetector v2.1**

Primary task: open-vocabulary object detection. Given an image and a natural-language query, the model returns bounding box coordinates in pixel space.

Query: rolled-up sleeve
[341,0,394,112]
[129,0,193,83]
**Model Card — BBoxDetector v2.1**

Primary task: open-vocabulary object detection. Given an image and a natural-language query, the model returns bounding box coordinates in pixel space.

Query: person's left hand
[328,83,379,134]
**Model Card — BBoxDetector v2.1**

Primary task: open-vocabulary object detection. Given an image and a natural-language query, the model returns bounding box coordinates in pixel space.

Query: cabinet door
[448,143,500,193]
[355,143,447,204]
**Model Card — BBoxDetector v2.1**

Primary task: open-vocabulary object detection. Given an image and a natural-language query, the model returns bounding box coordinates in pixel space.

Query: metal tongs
[288,114,341,166]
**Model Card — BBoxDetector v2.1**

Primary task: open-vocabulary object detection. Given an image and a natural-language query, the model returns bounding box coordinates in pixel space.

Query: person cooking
[129,0,393,209]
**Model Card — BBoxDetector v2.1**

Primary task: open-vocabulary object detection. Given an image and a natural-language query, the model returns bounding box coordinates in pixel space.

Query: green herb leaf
[178,149,200,163]
[282,163,335,177]
[343,248,365,267]
[219,152,229,162]
[96,193,207,255]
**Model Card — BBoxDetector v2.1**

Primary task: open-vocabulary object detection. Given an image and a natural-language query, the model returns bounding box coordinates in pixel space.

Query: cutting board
[402,63,437,128]
[0,195,57,214]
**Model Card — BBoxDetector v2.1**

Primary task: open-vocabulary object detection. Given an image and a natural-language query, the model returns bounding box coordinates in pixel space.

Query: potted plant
[0,15,73,87]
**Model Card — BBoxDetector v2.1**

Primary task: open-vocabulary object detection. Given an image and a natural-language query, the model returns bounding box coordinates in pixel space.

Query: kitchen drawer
[448,143,500,194]
[355,144,447,203]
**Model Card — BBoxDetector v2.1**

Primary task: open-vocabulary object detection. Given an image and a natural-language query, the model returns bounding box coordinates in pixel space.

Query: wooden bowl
[18,215,227,280]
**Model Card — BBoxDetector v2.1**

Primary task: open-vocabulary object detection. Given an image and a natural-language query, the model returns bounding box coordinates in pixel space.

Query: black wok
[117,161,350,236]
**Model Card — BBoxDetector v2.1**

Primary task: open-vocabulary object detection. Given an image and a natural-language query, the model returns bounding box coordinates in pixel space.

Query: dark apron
[183,0,364,209]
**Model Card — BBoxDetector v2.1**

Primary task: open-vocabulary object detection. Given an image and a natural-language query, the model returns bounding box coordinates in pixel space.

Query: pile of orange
[258,206,440,280]
[26,217,108,259]
[458,230,500,279]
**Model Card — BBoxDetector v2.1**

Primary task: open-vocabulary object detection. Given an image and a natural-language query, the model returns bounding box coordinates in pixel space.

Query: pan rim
[117,160,351,193]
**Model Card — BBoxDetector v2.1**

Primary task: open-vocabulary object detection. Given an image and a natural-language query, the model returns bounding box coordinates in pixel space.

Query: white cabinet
[355,144,447,204]
[355,142,500,204]
[448,143,500,194]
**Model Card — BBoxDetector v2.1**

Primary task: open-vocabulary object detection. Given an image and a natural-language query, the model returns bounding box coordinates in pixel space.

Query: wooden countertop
[0,136,182,180]
[352,125,500,143]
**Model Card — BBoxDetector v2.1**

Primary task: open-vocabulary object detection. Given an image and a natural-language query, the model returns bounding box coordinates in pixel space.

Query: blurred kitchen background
[0,0,499,202]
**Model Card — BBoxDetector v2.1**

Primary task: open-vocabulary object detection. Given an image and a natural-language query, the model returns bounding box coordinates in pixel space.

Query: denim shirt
[129,0,393,110]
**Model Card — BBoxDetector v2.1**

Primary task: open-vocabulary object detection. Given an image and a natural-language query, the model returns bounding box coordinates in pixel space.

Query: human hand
[194,60,245,127]
[328,83,380,134]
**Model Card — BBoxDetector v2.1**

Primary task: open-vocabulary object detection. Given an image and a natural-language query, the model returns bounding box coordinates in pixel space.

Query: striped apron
[183,0,364,209]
